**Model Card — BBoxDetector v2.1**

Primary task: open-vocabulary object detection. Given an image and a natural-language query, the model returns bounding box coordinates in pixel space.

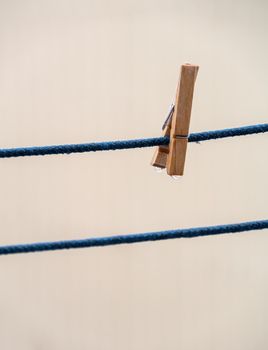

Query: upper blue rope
[0,123,267,158]
[0,219,267,256]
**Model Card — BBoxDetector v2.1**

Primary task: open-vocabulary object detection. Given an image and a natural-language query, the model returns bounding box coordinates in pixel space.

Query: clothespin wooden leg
[151,105,174,169]
[167,64,199,176]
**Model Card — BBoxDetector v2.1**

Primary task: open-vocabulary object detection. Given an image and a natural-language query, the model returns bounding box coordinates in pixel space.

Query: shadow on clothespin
[151,64,199,176]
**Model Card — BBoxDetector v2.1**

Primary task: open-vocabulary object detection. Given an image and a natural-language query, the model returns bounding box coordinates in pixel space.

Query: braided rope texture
[0,123,267,158]
[1,220,267,256]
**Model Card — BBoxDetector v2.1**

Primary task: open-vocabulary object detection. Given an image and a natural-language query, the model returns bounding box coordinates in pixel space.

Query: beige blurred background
[0,0,268,349]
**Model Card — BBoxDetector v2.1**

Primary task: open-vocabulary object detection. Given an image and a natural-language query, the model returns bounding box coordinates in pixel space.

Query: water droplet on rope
[154,167,164,173]
[171,175,181,180]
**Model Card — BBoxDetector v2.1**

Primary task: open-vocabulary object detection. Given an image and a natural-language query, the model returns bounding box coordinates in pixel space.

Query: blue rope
[1,220,267,256]
[0,123,267,158]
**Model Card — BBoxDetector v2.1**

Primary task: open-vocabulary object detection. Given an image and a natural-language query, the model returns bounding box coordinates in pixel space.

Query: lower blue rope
[0,123,267,158]
[1,219,267,256]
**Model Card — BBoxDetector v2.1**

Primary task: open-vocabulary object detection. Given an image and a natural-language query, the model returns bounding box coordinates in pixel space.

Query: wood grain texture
[167,64,199,176]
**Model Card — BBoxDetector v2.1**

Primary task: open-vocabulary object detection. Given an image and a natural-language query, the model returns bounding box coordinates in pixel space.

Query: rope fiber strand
[0,123,267,158]
[0,220,267,256]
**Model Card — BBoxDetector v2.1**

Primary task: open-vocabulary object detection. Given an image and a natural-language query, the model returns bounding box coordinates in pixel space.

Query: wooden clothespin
[151,64,199,176]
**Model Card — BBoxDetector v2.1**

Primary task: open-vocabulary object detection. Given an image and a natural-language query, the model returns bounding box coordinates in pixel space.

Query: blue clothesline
[0,123,267,258]
[0,220,267,256]
[0,123,267,158]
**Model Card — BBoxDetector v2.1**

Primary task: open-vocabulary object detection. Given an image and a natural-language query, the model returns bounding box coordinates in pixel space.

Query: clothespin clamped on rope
[151,64,199,176]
